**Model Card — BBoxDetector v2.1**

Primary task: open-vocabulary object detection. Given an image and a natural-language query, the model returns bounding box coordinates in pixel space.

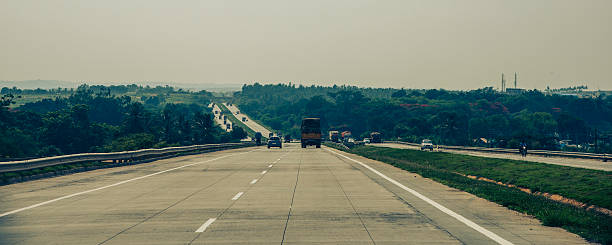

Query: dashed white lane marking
[231,192,244,200]
[250,179,258,184]
[261,170,267,174]
[0,149,257,218]
[195,218,217,233]
[325,148,514,245]
[268,164,273,168]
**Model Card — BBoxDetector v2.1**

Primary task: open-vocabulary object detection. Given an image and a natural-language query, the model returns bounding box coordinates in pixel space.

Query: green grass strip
[328,144,612,244]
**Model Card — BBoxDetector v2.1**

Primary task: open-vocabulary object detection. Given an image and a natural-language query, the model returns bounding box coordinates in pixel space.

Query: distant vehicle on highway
[255,132,262,146]
[370,132,382,143]
[242,117,247,122]
[421,139,434,151]
[268,136,282,149]
[269,132,274,138]
[363,138,371,144]
[341,131,352,141]
[214,110,218,114]
[344,137,356,147]
[328,130,340,142]
[301,118,321,148]
[284,135,291,143]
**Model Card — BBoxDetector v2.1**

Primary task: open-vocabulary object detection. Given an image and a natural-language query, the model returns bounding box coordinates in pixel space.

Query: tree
[124,103,146,134]
[231,126,248,140]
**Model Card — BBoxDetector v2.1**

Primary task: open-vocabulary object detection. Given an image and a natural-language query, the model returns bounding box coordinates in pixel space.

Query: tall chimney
[501,73,505,92]
[514,73,517,88]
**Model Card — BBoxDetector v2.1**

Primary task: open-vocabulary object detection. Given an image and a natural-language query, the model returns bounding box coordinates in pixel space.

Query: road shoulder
[324,147,588,245]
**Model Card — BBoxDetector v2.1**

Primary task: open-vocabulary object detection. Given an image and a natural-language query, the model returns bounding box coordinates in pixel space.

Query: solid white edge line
[231,191,244,200]
[195,218,217,233]
[0,149,257,218]
[325,148,514,245]
[250,179,258,184]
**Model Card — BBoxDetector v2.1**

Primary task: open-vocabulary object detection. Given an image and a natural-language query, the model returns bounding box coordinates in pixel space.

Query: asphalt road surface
[373,143,612,172]
[0,144,586,244]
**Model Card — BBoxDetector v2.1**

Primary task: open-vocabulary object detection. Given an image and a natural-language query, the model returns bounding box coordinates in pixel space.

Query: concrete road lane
[0,144,586,244]
[212,103,232,132]
[224,103,273,137]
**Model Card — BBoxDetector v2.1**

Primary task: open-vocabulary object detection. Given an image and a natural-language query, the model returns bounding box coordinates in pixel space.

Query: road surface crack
[98,168,235,245]
[327,165,376,245]
[280,151,301,245]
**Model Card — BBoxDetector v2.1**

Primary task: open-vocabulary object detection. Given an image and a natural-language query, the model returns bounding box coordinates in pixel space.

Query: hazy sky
[1,0,611,90]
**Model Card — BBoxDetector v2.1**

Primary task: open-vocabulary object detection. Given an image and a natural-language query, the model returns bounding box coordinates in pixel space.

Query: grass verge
[327,144,612,244]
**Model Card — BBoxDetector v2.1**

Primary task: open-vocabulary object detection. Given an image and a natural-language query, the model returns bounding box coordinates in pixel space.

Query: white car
[421,139,434,151]
[363,138,371,144]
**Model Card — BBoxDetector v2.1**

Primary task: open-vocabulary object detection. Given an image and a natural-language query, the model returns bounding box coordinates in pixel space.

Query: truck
[370,132,382,143]
[341,131,352,141]
[255,132,262,146]
[328,131,339,142]
[301,118,321,148]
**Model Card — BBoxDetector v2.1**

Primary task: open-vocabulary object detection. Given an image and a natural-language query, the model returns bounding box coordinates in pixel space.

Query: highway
[224,103,273,138]
[0,144,586,244]
[211,103,232,132]
[372,143,612,171]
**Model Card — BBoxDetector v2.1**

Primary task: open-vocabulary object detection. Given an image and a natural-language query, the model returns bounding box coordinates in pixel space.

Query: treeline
[1,84,194,96]
[235,84,612,152]
[0,86,246,159]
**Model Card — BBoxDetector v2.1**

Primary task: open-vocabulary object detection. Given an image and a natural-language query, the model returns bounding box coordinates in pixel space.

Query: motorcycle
[519,145,527,157]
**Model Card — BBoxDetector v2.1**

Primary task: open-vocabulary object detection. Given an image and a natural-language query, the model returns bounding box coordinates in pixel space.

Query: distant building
[505,88,525,95]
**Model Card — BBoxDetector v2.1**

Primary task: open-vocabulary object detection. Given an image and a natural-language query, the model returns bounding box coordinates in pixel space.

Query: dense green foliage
[330,144,612,244]
[0,85,244,159]
[236,83,612,152]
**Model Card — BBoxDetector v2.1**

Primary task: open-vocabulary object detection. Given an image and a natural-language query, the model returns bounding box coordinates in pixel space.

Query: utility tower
[514,73,517,88]
[501,73,506,92]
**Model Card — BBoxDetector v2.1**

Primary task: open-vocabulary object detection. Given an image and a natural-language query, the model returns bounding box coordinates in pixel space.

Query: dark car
[254,132,262,145]
[267,136,282,149]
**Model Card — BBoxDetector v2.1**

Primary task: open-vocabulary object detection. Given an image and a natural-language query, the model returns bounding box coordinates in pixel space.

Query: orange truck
[301,118,321,148]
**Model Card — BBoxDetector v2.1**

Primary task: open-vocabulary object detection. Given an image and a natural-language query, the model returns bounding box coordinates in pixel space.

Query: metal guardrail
[384,141,611,162]
[0,142,254,173]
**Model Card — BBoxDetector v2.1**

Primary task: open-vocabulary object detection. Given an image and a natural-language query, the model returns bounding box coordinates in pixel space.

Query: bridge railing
[0,142,254,173]
[384,141,610,162]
